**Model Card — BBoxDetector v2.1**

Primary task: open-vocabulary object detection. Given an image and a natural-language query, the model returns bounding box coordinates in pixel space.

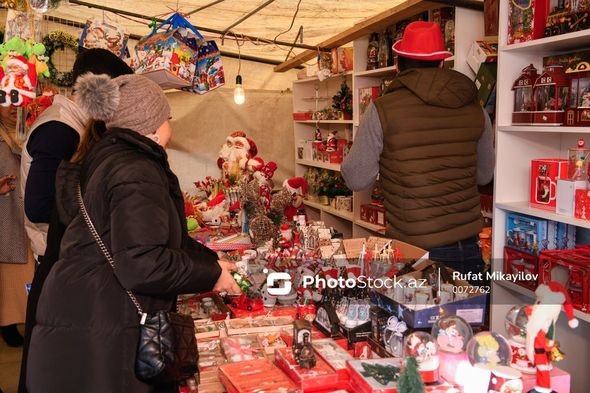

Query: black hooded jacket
[25,129,221,392]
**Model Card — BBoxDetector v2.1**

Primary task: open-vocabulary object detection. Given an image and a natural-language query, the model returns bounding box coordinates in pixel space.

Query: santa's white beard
[525,304,561,362]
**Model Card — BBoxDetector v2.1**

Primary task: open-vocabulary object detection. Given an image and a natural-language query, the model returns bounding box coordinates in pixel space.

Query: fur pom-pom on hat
[74,73,120,122]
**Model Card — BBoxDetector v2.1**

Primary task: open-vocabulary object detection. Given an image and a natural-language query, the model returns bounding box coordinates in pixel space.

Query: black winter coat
[26,129,221,393]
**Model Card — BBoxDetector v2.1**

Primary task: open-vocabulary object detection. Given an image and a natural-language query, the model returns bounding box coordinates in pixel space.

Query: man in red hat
[342,21,494,280]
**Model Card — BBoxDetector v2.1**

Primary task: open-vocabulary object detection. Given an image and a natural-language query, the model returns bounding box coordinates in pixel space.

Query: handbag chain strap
[76,183,147,323]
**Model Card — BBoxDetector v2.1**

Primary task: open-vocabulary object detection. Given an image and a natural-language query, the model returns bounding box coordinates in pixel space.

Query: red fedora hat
[392,21,452,61]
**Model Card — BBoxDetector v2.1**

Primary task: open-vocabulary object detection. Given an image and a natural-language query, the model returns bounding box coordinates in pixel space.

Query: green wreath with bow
[42,31,79,87]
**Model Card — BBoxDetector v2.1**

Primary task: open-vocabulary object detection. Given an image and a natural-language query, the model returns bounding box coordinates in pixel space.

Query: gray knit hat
[74,73,171,136]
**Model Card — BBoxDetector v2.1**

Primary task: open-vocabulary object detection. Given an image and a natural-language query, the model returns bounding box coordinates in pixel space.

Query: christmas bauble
[431,315,473,353]
[466,331,513,372]
[504,305,528,345]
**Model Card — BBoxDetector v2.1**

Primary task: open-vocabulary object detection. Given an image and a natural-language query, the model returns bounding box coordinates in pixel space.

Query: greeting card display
[79,17,129,58]
[530,158,568,210]
[507,0,548,44]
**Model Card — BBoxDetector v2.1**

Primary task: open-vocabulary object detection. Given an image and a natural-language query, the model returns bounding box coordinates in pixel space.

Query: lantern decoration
[512,64,538,125]
[404,331,439,384]
[504,305,536,374]
[533,64,569,125]
[565,61,590,126]
[567,138,590,180]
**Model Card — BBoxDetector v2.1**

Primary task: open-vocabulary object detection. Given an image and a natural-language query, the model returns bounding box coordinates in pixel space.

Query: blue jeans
[429,236,487,285]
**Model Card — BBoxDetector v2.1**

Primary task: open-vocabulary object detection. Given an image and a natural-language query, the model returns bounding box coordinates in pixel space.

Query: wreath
[43,31,79,87]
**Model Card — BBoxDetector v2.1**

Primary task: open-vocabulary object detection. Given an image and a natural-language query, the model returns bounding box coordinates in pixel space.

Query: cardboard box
[530,158,569,211]
[225,316,294,335]
[218,358,298,393]
[557,178,588,217]
[342,237,429,263]
[359,87,380,118]
[312,338,354,382]
[275,347,340,392]
[331,47,354,74]
[338,320,372,344]
[370,261,488,328]
[505,212,558,255]
[575,189,590,220]
[557,222,576,249]
[467,40,498,74]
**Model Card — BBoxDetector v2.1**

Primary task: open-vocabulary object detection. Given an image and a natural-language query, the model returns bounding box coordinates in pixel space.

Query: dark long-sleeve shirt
[24,121,79,223]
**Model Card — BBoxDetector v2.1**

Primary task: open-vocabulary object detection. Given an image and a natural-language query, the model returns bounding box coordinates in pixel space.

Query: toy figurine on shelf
[326,130,337,152]
[293,320,316,369]
[525,282,578,393]
[564,60,590,126]
[533,64,569,125]
[283,177,308,222]
[512,64,539,125]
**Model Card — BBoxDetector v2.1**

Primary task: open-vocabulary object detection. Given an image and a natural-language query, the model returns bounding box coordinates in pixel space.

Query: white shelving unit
[491,2,590,389]
[292,4,484,239]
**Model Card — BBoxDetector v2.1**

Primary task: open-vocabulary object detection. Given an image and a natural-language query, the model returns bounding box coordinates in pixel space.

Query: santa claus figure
[525,282,578,393]
[217,131,259,181]
[253,161,277,212]
[283,177,308,221]
[326,130,338,152]
[279,223,293,249]
[0,56,37,107]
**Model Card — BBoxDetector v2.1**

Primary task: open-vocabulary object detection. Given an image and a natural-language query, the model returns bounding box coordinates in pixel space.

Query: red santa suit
[283,177,308,222]
[525,282,578,393]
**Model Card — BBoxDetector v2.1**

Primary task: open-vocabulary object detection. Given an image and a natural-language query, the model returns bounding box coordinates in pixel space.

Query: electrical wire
[274,0,303,42]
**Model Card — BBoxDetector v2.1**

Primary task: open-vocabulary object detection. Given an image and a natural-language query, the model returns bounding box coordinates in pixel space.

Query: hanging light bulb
[234,75,245,105]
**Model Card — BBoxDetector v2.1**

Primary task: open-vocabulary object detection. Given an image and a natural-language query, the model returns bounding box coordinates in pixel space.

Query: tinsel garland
[43,31,79,87]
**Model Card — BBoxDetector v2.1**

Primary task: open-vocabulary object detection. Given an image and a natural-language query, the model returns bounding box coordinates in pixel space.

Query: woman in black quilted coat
[25,74,240,392]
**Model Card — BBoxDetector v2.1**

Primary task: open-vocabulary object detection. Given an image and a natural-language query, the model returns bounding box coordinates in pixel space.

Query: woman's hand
[213,260,242,295]
[0,175,16,195]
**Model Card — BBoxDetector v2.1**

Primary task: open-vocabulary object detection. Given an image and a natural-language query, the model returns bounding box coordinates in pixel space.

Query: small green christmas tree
[332,82,353,114]
[398,357,425,393]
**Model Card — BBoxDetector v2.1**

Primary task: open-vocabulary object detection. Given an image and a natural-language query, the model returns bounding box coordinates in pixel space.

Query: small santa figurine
[0,56,37,107]
[254,161,277,212]
[283,177,308,222]
[217,131,258,181]
[326,130,338,152]
[279,223,293,249]
[525,282,578,393]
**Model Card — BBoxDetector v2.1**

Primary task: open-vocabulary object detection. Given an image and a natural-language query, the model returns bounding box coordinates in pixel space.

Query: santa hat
[283,177,308,196]
[280,223,290,231]
[247,156,265,172]
[261,161,277,180]
[7,56,29,72]
[537,282,579,328]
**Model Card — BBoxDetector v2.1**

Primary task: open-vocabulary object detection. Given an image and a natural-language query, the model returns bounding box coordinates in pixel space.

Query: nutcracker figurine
[525,282,578,393]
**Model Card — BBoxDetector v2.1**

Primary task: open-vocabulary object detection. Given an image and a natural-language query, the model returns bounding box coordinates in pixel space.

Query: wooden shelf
[293,71,353,84]
[295,159,341,171]
[354,219,386,234]
[496,201,590,229]
[498,125,590,133]
[303,200,353,221]
[495,280,590,323]
[500,30,590,54]
[295,120,354,125]
[354,66,397,78]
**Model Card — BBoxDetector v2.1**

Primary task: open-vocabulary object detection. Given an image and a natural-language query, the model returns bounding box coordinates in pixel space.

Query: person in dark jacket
[342,22,495,280]
[25,73,240,393]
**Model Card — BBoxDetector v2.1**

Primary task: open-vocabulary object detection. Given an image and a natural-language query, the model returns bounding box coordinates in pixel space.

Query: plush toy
[282,177,308,222]
[326,130,338,152]
[31,43,49,78]
[0,55,37,107]
[253,161,277,212]
[525,282,578,393]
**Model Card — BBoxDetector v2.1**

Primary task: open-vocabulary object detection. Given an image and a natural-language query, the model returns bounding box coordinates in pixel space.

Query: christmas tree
[332,82,352,114]
[398,357,425,393]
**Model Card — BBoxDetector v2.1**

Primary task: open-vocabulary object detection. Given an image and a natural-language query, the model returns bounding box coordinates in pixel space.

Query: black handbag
[77,184,199,384]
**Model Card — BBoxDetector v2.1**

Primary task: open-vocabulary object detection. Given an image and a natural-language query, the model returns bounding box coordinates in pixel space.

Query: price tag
[457,308,484,323]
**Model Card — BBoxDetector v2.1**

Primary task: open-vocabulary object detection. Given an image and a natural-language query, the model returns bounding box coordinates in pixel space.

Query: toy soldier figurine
[298,332,316,369]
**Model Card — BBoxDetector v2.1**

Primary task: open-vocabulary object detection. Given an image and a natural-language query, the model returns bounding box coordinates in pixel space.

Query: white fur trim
[569,318,579,328]
[232,136,250,151]
[392,40,452,58]
[536,364,553,371]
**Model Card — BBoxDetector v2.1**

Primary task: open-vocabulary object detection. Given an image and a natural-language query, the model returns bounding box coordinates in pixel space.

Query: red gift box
[218,358,299,393]
[361,204,377,224]
[508,0,548,44]
[293,112,313,121]
[530,159,569,211]
[330,151,343,164]
[503,247,539,290]
[274,347,340,392]
[575,189,590,220]
[539,248,590,312]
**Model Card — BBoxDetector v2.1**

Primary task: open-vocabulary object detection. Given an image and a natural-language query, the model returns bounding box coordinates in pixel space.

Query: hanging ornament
[42,31,78,87]
[29,0,50,13]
